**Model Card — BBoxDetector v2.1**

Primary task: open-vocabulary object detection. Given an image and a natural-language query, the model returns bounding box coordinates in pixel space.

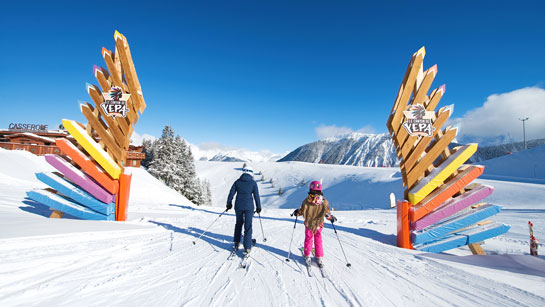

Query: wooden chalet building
[0,126,145,167]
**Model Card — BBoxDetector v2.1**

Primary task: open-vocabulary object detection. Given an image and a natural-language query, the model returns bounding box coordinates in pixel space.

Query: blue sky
[1,1,544,153]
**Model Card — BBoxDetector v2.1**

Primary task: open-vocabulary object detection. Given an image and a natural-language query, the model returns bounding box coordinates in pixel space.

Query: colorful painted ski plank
[55,139,119,194]
[409,165,484,222]
[35,172,114,216]
[406,127,459,188]
[408,144,478,205]
[414,222,510,253]
[44,154,115,204]
[115,173,132,221]
[411,185,495,231]
[27,189,114,221]
[411,203,501,245]
[62,119,122,180]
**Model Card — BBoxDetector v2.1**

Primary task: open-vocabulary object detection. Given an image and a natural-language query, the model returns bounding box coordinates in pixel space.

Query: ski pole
[192,209,228,245]
[285,214,298,262]
[330,220,352,267]
[258,212,267,242]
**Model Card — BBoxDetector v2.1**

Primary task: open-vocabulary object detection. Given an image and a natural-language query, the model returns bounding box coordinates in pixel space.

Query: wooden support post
[50,210,64,218]
[468,243,485,255]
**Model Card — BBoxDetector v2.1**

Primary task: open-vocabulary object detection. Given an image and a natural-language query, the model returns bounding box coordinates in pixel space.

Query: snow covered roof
[6,132,56,144]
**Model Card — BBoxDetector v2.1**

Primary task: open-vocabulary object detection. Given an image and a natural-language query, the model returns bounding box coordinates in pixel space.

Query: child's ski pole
[330,219,352,267]
[285,214,298,262]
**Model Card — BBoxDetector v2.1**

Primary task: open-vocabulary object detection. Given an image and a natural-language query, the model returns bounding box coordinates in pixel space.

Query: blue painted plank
[26,190,114,221]
[411,204,501,245]
[35,172,114,216]
[414,222,510,253]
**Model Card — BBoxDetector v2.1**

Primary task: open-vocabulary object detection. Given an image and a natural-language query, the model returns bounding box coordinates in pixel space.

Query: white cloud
[450,87,545,143]
[315,124,376,140]
[130,131,157,146]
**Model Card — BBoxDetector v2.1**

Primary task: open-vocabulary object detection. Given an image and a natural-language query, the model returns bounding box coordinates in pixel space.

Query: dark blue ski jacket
[227,173,261,212]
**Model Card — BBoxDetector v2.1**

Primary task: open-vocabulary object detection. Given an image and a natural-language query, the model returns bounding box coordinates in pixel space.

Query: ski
[227,249,238,261]
[300,247,313,277]
[240,252,251,269]
[529,221,539,256]
[317,260,328,278]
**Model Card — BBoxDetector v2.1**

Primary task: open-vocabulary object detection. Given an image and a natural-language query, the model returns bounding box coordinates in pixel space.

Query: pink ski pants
[304,226,324,257]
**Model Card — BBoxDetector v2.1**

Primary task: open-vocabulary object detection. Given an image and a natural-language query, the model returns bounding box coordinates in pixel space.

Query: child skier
[292,181,336,268]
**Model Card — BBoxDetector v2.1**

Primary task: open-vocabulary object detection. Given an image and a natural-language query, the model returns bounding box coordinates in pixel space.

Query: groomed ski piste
[1,147,544,306]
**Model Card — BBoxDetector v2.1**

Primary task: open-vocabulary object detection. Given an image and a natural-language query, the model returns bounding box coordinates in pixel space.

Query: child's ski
[316,259,328,278]
[301,247,313,277]
[529,221,539,256]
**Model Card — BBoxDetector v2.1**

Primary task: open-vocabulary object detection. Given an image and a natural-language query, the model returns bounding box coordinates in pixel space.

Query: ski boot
[233,242,240,251]
[316,257,324,269]
[304,256,312,267]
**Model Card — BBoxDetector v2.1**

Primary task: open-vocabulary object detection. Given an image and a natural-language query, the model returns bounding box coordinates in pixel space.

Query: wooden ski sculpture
[27,30,147,222]
[386,47,509,254]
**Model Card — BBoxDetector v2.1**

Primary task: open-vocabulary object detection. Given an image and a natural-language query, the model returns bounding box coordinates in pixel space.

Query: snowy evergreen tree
[278,187,283,195]
[148,126,182,189]
[146,125,212,206]
[141,139,155,168]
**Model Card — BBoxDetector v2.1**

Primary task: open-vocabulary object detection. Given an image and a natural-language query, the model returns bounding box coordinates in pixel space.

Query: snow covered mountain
[189,144,285,163]
[278,133,398,167]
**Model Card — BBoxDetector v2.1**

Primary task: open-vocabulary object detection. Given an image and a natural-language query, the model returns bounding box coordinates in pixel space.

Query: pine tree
[146,125,213,206]
[148,126,182,189]
[141,139,155,168]
[278,187,283,195]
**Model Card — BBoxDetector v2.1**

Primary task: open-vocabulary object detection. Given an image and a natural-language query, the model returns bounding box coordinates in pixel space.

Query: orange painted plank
[409,165,484,222]
[56,139,119,195]
[116,173,132,221]
[397,200,412,249]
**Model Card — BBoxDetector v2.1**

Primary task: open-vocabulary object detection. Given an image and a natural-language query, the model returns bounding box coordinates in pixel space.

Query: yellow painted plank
[62,119,122,180]
[408,144,478,204]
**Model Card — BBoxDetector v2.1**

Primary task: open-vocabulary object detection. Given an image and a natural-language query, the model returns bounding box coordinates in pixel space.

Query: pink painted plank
[410,184,495,231]
[44,154,115,204]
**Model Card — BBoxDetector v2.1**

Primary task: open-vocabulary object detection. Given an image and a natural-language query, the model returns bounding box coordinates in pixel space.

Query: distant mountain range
[277,133,545,167]
[278,133,398,167]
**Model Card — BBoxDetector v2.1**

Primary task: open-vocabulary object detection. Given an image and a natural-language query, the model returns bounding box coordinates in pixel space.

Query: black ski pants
[234,209,254,250]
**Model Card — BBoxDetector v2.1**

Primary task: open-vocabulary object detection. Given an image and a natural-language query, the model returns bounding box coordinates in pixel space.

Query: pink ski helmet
[309,181,322,191]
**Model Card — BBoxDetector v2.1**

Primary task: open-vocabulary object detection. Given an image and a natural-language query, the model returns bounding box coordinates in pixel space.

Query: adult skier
[226,165,262,256]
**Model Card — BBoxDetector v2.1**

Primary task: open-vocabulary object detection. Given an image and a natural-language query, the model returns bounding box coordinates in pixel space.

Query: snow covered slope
[278,133,398,167]
[478,144,545,183]
[1,148,544,306]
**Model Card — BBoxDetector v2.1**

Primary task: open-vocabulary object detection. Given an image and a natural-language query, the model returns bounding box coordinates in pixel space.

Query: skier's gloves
[226,203,233,211]
[326,214,337,223]
[292,209,299,216]
[256,207,262,214]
